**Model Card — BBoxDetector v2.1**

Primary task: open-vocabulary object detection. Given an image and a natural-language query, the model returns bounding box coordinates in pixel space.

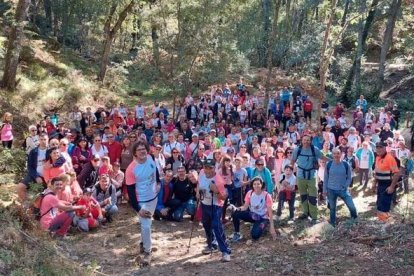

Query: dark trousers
[276,190,295,219]
[2,140,12,148]
[377,180,393,212]
[232,210,269,240]
[201,203,230,254]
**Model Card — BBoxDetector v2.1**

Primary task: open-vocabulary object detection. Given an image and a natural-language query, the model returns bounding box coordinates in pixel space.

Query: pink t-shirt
[57,185,73,203]
[125,160,138,185]
[43,162,69,183]
[39,191,60,230]
[1,123,13,141]
[244,190,272,219]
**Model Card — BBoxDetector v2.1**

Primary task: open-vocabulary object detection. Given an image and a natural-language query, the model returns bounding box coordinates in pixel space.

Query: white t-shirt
[279,173,296,188]
[199,173,218,206]
[134,156,158,202]
[91,145,108,158]
[37,148,47,176]
[359,149,370,169]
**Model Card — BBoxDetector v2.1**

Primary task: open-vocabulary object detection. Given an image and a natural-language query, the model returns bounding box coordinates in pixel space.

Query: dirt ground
[52,180,414,276]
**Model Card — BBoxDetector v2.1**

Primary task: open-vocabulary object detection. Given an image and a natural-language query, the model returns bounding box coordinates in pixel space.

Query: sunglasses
[287,151,293,154]
[172,151,179,154]
[94,140,101,142]
[256,163,264,166]
[60,143,68,146]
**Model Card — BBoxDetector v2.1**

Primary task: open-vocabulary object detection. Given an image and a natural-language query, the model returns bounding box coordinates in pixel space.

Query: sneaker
[202,246,217,255]
[141,252,151,266]
[231,232,243,242]
[297,213,309,220]
[222,253,231,262]
[139,242,145,254]
[287,218,295,224]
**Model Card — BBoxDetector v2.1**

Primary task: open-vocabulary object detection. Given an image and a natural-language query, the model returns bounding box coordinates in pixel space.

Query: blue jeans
[232,210,269,240]
[171,199,196,222]
[201,203,231,254]
[327,189,357,226]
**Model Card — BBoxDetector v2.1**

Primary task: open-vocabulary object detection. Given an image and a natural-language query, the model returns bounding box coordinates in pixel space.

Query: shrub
[0,148,27,183]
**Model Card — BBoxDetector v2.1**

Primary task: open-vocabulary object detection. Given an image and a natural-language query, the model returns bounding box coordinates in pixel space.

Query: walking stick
[210,180,216,257]
[187,197,200,252]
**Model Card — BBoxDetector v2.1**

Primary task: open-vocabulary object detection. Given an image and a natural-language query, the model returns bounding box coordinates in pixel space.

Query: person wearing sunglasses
[250,159,274,195]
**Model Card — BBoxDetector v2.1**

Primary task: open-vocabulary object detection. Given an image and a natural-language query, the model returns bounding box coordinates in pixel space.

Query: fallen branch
[350,235,393,244]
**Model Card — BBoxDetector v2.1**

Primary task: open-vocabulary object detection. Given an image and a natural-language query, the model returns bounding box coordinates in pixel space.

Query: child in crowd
[275,165,297,222]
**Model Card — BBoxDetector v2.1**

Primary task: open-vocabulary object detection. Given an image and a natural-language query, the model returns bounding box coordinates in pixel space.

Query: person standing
[196,159,231,262]
[126,141,161,266]
[355,142,375,188]
[323,148,357,226]
[373,141,400,221]
[1,112,14,148]
[291,135,325,223]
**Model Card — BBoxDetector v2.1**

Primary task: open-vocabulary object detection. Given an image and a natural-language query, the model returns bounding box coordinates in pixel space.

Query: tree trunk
[1,0,30,91]
[340,0,351,27]
[43,0,52,31]
[98,0,135,82]
[265,0,281,115]
[353,0,366,93]
[342,0,379,102]
[318,0,338,123]
[377,0,402,92]
[98,34,114,82]
[151,23,160,69]
[259,0,271,68]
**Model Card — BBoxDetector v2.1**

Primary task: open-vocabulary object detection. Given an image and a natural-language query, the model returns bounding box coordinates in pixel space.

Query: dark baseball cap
[203,159,216,167]
[376,141,387,148]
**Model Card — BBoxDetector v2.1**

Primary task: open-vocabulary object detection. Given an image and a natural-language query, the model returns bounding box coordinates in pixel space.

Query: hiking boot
[222,253,231,262]
[202,246,218,255]
[297,213,309,220]
[231,232,243,242]
[287,218,295,224]
[310,219,320,225]
[141,252,151,266]
[139,242,145,254]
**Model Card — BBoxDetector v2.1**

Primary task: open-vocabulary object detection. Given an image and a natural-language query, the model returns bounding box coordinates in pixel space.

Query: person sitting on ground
[43,147,70,184]
[323,148,357,226]
[275,165,297,222]
[166,166,196,222]
[73,187,104,232]
[39,176,86,237]
[92,174,118,222]
[231,177,277,242]
[77,154,100,189]
[154,170,174,221]
[109,161,124,200]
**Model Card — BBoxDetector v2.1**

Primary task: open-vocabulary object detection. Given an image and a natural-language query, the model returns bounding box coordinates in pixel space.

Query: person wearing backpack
[323,148,357,226]
[230,177,277,242]
[291,135,326,223]
[92,174,118,222]
[39,176,86,237]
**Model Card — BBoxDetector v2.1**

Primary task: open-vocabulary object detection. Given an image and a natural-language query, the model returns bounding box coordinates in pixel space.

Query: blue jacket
[251,167,274,194]
[156,179,173,211]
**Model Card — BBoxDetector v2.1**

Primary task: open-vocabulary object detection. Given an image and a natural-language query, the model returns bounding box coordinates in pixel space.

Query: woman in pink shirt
[43,147,70,184]
[1,112,14,148]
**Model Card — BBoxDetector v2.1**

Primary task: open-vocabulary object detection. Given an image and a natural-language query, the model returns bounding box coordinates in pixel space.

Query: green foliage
[0,148,27,183]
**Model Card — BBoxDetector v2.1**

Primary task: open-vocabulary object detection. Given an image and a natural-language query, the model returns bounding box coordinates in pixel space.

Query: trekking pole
[210,180,215,257]
[187,197,200,252]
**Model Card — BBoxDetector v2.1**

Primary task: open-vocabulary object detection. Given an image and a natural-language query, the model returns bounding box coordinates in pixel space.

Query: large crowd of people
[2,78,414,265]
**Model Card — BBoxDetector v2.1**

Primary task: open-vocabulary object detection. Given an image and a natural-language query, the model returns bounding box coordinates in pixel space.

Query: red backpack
[304,101,313,112]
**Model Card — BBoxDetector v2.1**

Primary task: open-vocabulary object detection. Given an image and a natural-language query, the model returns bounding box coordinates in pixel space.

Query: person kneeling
[73,188,104,232]
[231,177,277,242]
[92,174,118,222]
[39,176,86,237]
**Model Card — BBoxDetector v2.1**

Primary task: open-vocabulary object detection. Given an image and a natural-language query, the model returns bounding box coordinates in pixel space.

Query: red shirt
[104,141,122,164]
